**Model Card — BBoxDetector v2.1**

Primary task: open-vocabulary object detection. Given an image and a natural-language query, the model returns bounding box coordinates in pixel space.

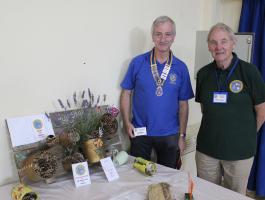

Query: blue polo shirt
[121,50,194,136]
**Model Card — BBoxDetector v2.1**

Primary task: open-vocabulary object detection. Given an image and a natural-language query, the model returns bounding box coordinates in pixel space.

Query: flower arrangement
[55,88,120,165]
[71,106,119,141]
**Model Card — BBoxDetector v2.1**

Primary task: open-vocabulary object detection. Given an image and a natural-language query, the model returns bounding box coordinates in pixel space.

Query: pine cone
[100,113,118,139]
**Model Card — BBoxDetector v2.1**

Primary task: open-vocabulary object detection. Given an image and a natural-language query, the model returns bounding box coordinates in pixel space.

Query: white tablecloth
[0,157,253,200]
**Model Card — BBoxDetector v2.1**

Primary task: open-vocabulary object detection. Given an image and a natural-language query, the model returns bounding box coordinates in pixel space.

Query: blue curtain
[239,0,265,197]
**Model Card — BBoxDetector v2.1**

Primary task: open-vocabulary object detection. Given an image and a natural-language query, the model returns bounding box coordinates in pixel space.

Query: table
[0,157,253,200]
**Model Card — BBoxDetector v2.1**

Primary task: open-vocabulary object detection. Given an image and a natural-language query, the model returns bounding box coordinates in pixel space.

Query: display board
[194,31,254,78]
[6,107,122,184]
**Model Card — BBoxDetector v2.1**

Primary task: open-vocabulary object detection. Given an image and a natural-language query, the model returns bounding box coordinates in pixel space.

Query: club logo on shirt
[169,73,177,84]
[229,80,243,93]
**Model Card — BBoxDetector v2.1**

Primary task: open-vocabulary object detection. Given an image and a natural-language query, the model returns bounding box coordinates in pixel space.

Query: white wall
[0,0,242,185]
[198,0,242,31]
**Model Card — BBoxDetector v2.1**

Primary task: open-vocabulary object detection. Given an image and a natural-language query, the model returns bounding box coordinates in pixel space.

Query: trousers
[196,151,254,195]
[130,134,178,169]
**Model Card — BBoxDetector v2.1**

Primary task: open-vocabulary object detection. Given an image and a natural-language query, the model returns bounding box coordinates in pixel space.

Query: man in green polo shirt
[195,23,265,195]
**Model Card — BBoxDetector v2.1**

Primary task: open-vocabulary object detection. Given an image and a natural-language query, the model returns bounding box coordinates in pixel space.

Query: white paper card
[6,114,55,147]
[100,157,119,182]
[72,162,91,187]
[134,127,147,136]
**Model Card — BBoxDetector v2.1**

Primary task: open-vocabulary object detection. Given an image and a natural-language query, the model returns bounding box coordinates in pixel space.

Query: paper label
[6,114,55,147]
[72,162,91,187]
[134,127,147,136]
[100,157,119,182]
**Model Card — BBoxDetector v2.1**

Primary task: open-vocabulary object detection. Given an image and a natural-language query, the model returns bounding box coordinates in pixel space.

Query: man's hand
[178,137,186,155]
[124,122,135,138]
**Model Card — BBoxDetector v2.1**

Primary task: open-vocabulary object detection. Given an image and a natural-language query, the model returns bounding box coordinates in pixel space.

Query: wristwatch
[179,133,186,138]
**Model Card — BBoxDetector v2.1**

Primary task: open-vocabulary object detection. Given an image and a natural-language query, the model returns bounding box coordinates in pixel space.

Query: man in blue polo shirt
[120,16,194,168]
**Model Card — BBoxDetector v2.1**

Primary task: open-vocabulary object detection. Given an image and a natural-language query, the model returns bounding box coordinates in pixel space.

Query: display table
[0,157,252,200]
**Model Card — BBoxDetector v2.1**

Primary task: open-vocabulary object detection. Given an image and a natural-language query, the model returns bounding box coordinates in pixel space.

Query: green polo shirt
[195,54,265,160]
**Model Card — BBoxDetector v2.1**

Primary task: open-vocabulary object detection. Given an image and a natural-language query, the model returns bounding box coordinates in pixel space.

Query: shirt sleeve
[248,64,265,105]
[120,59,136,90]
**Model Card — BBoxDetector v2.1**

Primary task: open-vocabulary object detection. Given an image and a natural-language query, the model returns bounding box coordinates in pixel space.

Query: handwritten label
[100,157,119,182]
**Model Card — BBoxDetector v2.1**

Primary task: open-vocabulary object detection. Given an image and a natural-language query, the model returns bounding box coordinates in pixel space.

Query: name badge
[134,127,147,136]
[213,92,228,103]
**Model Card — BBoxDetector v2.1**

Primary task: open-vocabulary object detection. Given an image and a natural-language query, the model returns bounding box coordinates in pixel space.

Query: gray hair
[151,16,176,36]
[207,22,237,43]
